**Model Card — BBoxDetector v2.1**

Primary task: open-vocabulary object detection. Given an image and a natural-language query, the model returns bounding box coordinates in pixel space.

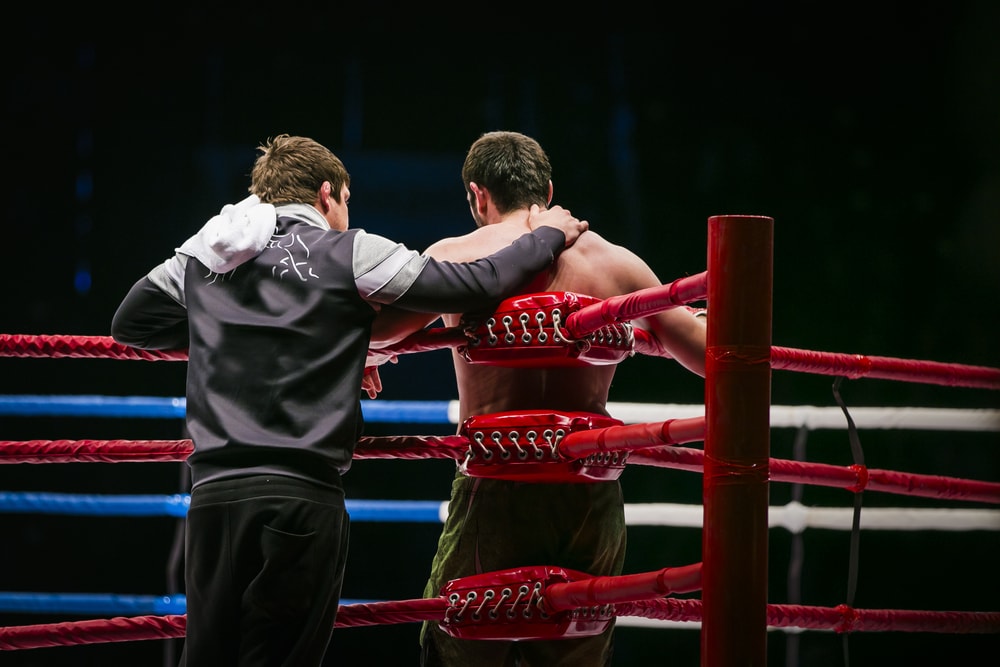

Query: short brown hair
[462,131,551,214]
[250,134,351,204]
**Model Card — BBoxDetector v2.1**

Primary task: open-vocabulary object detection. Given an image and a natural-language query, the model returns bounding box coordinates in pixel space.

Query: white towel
[178,194,276,273]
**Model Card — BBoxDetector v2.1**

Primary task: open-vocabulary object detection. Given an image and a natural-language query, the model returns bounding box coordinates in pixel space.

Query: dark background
[2,6,999,666]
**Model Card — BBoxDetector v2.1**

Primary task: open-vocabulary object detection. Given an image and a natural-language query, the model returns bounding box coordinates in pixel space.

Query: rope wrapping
[0,334,186,362]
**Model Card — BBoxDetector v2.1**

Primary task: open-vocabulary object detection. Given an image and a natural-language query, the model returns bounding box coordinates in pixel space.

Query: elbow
[109,313,135,347]
[110,322,146,349]
[110,312,171,350]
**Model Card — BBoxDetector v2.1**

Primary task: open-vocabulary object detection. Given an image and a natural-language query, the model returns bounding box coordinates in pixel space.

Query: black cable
[832,377,865,667]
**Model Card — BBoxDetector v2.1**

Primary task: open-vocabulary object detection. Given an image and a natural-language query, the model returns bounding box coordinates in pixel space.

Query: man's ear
[470,182,489,216]
[318,181,335,212]
[547,180,554,207]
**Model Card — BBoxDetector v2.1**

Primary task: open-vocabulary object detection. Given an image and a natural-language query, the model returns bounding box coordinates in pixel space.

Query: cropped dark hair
[462,131,551,214]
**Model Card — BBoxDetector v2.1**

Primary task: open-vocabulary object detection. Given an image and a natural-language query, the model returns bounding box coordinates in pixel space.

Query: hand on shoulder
[527,204,588,247]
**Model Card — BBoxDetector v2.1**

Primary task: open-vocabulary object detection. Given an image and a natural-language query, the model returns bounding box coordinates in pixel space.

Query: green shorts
[420,472,626,667]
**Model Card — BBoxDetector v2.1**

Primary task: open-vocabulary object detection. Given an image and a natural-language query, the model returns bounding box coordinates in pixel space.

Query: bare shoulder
[426,225,525,262]
[574,230,652,271]
[424,234,471,261]
[574,230,630,255]
[548,229,662,295]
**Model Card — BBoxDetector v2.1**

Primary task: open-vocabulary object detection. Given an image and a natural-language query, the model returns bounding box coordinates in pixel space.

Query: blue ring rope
[0,593,376,615]
[0,395,454,423]
[0,492,445,522]
[0,395,452,617]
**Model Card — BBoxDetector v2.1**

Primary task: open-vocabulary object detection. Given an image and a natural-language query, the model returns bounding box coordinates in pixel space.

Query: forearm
[370,305,441,348]
[392,227,565,313]
[646,309,707,377]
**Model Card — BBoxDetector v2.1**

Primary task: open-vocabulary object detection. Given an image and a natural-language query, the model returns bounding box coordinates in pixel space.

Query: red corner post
[702,215,774,667]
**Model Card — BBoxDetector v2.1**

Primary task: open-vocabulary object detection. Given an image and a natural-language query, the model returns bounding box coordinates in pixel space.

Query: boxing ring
[1,215,998,666]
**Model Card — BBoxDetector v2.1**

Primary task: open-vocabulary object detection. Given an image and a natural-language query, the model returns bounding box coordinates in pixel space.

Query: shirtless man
[370,131,706,667]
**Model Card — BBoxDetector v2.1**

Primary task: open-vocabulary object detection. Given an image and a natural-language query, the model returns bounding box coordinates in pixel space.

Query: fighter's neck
[490,208,531,228]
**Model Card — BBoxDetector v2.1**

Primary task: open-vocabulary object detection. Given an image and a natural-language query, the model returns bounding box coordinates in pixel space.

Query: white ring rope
[606,403,1000,432]
[622,501,1000,532]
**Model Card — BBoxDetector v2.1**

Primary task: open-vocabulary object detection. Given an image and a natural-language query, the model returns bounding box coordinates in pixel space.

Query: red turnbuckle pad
[438,565,614,641]
[458,292,635,367]
[460,410,626,483]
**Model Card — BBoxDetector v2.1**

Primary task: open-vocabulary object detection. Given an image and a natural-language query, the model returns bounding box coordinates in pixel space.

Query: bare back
[425,221,700,423]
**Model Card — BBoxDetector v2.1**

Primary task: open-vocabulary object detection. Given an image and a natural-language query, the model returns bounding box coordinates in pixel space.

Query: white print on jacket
[269,232,319,281]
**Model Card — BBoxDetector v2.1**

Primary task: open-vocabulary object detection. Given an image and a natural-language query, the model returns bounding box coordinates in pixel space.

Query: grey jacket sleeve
[354,227,566,313]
